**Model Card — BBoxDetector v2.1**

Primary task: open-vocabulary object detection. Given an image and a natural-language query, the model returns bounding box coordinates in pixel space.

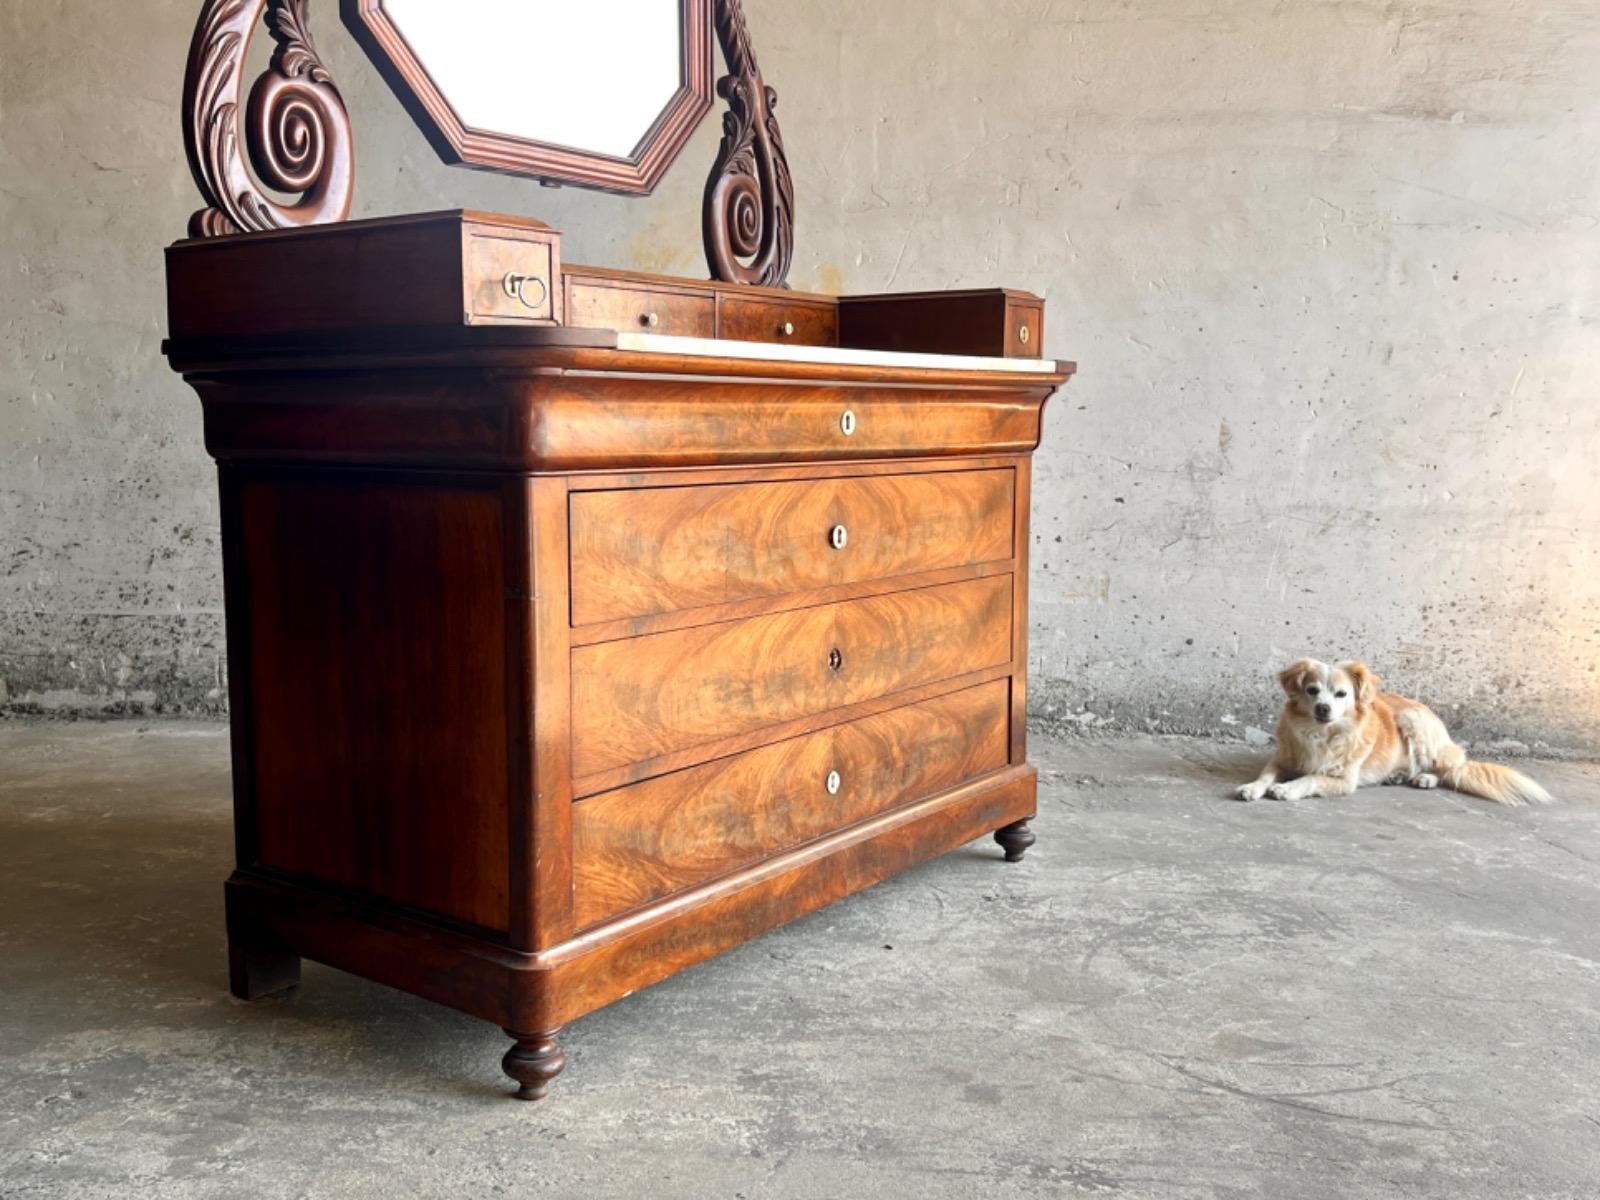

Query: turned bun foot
[501,1027,566,1101]
[994,818,1036,863]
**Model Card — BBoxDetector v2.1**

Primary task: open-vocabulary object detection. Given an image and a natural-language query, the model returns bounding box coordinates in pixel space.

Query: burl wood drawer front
[572,680,1010,928]
[571,574,1014,783]
[569,469,1015,626]
[717,295,837,346]
[567,282,715,337]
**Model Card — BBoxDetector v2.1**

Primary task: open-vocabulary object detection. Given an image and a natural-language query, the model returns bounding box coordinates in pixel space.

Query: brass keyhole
[828,647,843,671]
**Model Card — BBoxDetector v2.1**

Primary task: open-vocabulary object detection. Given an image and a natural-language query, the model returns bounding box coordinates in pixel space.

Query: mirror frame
[343,0,713,195]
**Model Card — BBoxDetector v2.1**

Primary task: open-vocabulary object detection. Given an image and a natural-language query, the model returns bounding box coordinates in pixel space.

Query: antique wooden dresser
[164,0,1072,1100]
[164,211,1071,1097]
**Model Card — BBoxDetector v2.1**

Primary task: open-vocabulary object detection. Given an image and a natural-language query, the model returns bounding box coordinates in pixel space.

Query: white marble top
[615,332,1063,374]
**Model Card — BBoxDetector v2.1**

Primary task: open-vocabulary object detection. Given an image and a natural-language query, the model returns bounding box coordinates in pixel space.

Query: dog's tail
[1441,759,1552,806]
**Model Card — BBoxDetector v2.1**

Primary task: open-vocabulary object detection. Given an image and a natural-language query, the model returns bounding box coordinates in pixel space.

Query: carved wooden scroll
[182,0,354,238]
[703,0,795,289]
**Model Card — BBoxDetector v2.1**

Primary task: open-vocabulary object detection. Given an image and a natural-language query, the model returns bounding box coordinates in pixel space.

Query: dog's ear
[1342,661,1380,705]
[1277,659,1316,695]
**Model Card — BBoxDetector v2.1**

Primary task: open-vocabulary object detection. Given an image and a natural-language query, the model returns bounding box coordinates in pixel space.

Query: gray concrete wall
[2,1,1597,751]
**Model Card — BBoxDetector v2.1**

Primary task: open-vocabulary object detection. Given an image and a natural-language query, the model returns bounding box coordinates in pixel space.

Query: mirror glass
[383,0,683,159]
[349,0,712,194]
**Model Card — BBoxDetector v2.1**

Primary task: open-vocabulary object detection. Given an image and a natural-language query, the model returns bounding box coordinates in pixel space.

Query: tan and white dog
[1236,658,1551,805]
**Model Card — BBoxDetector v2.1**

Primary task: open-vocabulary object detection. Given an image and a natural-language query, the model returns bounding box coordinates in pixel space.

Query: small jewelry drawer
[571,679,1011,928]
[570,573,1013,783]
[567,280,715,337]
[716,294,837,346]
[569,468,1016,626]
[465,224,560,324]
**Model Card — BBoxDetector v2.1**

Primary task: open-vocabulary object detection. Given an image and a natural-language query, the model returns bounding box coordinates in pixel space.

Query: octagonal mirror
[344,0,713,194]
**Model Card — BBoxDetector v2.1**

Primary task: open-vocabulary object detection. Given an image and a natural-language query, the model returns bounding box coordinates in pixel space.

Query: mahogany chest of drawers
[164,210,1073,1099]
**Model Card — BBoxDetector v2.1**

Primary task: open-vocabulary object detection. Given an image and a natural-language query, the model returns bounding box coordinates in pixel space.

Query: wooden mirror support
[182,0,354,238]
[702,0,794,288]
[179,0,793,287]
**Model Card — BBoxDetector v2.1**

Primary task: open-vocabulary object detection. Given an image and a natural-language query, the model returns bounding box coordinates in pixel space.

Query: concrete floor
[1,723,1598,1199]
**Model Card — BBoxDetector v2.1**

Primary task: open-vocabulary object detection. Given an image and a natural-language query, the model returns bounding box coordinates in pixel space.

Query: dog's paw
[1410,772,1439,790]
[1265,782,1295,801]
[1235,781,1270,802]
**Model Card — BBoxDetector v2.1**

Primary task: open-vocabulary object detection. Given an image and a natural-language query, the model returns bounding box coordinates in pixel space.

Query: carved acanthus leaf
[180,0,353,238]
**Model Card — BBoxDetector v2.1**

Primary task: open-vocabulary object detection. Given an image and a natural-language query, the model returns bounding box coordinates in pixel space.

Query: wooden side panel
[522,477,575,950]
[570,575,1013,780]
[569,468,1015,626]
[237,471,511,932]
[1011,455,1032,764]
[838,290,1044,359]
[573,679,1010,927]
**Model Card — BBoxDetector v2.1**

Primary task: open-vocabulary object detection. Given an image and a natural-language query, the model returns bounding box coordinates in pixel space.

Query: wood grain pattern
[544,766,1036,1025]
[192,370,1053,471]
[464,226,559,324]
[516,477,577,951]
[568,282,715,338]
[237,471,511,932]
[572,680,1009,927]
[569,468,1014,626]
[571,575,1013,779]
[529,380,1048,470]
[1010,455,1031,765]
[166,211,561,339]
[716,294,835,345]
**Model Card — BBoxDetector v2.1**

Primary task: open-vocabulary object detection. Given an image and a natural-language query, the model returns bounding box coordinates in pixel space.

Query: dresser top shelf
[165,209,1065,369]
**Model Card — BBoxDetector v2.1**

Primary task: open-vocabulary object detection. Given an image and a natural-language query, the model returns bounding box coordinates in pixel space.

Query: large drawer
[570,574,1014,783]
[572,679,1011,928]
[569,469,1015,626]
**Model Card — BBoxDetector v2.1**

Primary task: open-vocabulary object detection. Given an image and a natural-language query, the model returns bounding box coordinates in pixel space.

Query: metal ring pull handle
[828,647,843,671]
[502,272,547,311]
